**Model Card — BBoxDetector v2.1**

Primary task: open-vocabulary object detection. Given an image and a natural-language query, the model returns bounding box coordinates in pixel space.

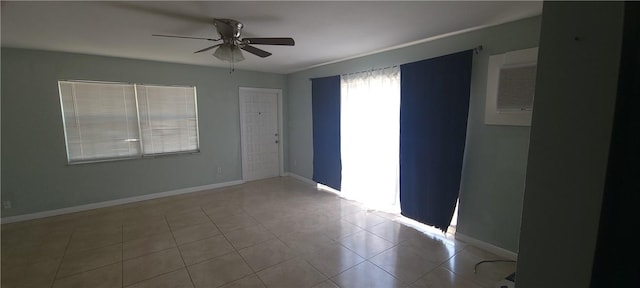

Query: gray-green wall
[2,16,543,255]
[285,16,541,253]
[516,2,624,287]
[1,48,286,217]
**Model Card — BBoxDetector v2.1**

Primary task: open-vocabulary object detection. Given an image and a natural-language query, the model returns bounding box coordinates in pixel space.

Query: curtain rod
[340,65,400,78]
[309,65,398,81]
[310,45,483,81]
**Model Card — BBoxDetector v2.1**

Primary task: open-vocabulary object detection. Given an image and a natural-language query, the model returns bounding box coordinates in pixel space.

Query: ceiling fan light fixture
[213,44,245,63]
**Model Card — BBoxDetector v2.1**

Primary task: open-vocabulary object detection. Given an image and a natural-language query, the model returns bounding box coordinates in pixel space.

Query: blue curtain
[400,50,473,231]
[311,76,342,190]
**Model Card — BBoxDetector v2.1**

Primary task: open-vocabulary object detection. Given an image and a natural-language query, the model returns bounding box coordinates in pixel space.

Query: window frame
[58,80,200,165]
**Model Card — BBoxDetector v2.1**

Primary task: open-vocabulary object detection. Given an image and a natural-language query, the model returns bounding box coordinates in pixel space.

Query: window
[136,85,199,155]
[58,80,199,164]
[340,66,401,212]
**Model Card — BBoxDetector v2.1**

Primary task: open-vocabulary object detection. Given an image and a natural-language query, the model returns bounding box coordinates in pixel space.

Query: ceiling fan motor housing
[214,19,243,41]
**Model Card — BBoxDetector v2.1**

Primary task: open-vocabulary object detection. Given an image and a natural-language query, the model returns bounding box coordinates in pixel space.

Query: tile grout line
[302,242,365,280]
[47,226,124,282]
[370,233,469,288]
[297,256,332,286]
[123,244,177,261]
[49,227,127,284]
[249,191,333,286]
[202,206,270,286]
[380,232,459,287]
[435,245,490,288]
[121,223,124,288]
[52,261,122,282]
[247,210,307,274]
[326,219,405,285]
[163,214,195,288]
[217,203,308,284]
[265,214,340,281]
[49,226,76,288]
[326,278,342,288]
[123,267,188,287]
[335,232,395,260]
[248,205,339,285]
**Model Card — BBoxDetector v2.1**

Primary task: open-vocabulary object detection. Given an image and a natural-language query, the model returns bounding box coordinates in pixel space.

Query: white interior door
[239,87,283,181]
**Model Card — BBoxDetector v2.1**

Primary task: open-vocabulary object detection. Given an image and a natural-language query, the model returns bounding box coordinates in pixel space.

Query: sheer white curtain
[340,66,400,212]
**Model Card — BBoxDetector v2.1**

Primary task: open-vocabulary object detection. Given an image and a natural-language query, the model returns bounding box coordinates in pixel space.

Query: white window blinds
[58,81,199,164]
[136,85,199,155]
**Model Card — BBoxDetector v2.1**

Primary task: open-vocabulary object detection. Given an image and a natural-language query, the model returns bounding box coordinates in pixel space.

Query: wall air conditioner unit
[485,47,538,126]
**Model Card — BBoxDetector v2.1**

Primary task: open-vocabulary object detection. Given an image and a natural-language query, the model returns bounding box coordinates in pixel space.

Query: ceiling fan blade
[242,37,295,46]
[152,34,219,42]
[241,45,272,58]
[194,44,222,54]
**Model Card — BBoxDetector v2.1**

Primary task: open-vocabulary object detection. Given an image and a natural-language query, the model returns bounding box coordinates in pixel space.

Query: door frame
[238,87,285,181]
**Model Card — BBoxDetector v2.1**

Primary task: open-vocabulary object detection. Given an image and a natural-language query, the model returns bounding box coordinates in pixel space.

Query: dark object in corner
[591,2,640,287]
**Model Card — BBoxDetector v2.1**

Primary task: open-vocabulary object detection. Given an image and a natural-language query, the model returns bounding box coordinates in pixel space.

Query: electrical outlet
[3,201,12,209]
[293,160,297,167]
[217,167,222,174]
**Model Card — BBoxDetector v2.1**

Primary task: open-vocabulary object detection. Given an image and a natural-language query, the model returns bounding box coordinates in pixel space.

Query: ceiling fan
[153,18,295,64]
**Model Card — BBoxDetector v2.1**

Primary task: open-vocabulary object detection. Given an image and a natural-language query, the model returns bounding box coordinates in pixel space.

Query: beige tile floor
[1,177,516,288]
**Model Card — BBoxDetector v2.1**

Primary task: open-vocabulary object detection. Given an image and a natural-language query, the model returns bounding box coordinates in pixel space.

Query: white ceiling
[1,1,542,74]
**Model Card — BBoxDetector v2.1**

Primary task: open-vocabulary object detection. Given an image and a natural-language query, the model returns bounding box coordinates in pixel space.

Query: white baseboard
[455,232,518,260]
[0,180,245,224]
[283,172,317,185]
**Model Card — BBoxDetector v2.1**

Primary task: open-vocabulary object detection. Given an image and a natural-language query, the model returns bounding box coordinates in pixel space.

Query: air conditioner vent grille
[497,65,537,111]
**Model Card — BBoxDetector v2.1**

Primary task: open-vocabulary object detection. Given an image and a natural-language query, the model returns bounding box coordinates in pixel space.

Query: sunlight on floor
[317,183,458,241]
